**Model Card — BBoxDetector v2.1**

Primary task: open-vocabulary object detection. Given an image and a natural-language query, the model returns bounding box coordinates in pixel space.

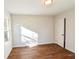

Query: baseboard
[38,42,54,45]
[13,44,27,48]
[6,48,12,59]
[4,42,12,59]
[13,42,54,48]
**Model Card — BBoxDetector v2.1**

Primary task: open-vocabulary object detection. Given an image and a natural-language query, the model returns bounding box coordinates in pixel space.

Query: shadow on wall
[20,26,38,48]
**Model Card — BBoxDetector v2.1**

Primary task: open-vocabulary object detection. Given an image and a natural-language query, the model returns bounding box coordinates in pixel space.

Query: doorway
[55,18,66,48]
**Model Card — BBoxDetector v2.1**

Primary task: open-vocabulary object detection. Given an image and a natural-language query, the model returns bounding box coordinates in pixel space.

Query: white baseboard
[4,42,12,59]
[38,42,54,45]
[13,44,26,48]
[13,42,54,48]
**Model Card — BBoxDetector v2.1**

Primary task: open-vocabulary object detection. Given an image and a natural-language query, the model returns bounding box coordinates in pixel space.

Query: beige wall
[4,10,12,59]
[54,9,75,52]
[12,15,54,47]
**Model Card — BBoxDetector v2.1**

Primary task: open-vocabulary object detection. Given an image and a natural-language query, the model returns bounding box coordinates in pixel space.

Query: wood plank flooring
[8,44,75,59]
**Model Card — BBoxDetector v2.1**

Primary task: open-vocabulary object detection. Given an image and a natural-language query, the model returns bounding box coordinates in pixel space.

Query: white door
[55,18,64,47]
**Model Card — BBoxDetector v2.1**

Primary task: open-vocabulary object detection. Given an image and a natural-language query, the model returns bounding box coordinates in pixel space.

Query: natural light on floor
[20,26,38,47]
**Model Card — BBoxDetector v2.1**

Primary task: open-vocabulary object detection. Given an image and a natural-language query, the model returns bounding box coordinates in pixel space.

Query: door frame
[64,18,66,48]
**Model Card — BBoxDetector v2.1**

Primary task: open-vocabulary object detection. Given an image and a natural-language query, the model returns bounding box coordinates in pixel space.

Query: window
[4,18,9,42]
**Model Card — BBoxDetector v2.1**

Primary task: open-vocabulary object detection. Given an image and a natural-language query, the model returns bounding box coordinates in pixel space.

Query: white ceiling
[5,0,75,15]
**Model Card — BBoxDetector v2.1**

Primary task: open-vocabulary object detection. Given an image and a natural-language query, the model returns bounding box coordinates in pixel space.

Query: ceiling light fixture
[44,0,52,5]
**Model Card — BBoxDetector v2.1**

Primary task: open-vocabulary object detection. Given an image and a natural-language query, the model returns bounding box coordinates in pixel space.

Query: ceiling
[5,0,75,15]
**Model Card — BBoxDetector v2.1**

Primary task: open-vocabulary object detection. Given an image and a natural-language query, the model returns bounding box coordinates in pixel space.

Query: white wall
[4,11,12,59]
[12,15,54,47]
[54,9,75,52]
[11,9,75,53]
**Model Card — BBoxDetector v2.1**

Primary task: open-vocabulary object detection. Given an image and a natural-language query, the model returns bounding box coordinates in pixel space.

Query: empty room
[4,0,75,59]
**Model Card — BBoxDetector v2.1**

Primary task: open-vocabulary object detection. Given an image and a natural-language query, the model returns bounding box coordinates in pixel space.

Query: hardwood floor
[8,44,75,59]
